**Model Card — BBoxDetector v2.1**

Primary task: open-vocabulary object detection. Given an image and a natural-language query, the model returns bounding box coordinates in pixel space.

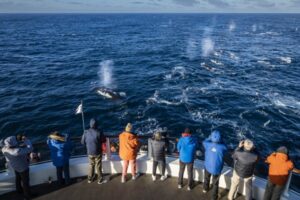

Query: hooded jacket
[233,147,258,178]
[203,131,227,175]
[81,119,106,156]
[177,133,198,163]
[119,131,140,160]
[266,152,294,185]
[47,133,72,167]
[1,136,33,173]
[150,138,166,161]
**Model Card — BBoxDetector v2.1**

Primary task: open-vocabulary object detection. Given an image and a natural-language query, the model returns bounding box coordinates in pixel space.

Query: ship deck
[0,174,245,200]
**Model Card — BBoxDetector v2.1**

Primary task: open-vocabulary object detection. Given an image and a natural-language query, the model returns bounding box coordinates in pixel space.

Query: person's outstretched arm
[293,168,300,174]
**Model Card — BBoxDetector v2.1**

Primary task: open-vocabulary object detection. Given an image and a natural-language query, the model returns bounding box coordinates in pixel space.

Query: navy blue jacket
[81,119,106,156]
[47,134,72,167]
[203,136,227,175]
[177,134,198,163]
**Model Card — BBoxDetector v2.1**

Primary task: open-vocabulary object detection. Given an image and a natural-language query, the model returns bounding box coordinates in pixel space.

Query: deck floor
[1,174,245,200]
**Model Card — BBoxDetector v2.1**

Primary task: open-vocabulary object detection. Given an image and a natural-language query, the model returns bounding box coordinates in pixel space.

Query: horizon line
[0,12,300,14]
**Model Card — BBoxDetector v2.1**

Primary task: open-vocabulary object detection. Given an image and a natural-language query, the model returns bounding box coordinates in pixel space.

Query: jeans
[228,170,253,200]
[203,169,220,200]
[122,160,137,177]
[15,169,31,199]
[153,159,166,176]
[88,154,103,181]
[178,161,193,187]
[56,162,70,185]
[263,179,285,200]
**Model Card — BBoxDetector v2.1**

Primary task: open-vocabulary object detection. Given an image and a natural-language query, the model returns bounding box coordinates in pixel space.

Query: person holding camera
[228,139,258,200]
[2,136,33,200]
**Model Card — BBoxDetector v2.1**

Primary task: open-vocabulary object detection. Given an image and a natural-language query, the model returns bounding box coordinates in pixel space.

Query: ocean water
[0,14,300,165]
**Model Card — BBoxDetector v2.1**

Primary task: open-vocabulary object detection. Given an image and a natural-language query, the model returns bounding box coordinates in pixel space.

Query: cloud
[203,0,230,8]
[242,0,276,8]
[172,0,199,7]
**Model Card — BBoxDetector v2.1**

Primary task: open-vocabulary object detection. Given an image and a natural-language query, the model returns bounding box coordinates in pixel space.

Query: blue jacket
[177,134,198,163]
[47,134,72,167]
[203,131,227,175]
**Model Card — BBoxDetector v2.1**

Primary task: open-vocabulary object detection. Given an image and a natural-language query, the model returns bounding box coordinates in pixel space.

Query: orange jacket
[266,152,294,185]
[119,131,140,160]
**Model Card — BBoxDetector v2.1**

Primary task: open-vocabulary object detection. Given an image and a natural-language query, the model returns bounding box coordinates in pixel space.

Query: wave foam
[279,57,292,64]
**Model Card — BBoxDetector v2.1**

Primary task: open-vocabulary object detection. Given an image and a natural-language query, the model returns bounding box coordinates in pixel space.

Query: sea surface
[0,14,300,165]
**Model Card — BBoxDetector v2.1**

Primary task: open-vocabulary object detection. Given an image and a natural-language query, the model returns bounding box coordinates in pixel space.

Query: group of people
[1,118,299,200]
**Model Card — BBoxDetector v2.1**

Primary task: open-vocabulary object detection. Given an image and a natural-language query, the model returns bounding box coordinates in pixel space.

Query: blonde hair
[154,132,162,141]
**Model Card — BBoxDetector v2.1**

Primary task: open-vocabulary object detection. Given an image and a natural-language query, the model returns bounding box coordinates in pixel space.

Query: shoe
[152,175,156,181]
[178,184,182,189]
[97,179,108,184]
[121,177,126,183]
[203,189,207,194]
[187,186,191,191]
[87,179,92,184]
[132,173,140,180]
[160,175,167,181]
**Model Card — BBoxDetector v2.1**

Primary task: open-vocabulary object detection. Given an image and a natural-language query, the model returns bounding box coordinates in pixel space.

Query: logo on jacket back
[211,147,217,152]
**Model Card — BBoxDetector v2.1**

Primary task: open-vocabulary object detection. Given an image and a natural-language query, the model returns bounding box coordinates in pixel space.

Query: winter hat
[4,136,18,148]
[244,139,254,151]
[211,130,221,143]
[184,128,191,134]
[277,146,288,155]
[125,123,133,132]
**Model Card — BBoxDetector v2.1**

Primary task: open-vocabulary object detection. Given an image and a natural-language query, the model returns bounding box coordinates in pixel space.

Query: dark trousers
[178,161,193,187]
[203,169,220,200]
[153,159,166,176]
[88,154,102,181]
[263,179,285,200]
[56,162,70,185]
[15,169,31,199]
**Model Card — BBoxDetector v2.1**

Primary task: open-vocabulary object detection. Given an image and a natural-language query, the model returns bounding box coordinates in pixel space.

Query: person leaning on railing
[202,130,228,200]
[263,146,300,200]
[149,132,168,181]
[47,131,73,186]
[81,118,107,184]
[228,139,259,200]
[119,123,141,183]
[177,128,198,191]
[1,136,34,200]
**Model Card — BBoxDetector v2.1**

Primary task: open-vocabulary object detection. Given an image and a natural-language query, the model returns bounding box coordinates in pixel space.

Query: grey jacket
[233,147,258,178]
[150,139,166,161]
[81,119,106,156]
[2,136,33,173]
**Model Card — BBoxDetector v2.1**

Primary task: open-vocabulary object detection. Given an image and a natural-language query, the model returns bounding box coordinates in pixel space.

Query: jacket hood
[211,130,221,143]
[90,118,97,129]
[4,136,18,148]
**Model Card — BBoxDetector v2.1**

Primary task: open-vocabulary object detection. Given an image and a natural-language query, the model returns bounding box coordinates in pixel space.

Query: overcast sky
[0,0,299,13]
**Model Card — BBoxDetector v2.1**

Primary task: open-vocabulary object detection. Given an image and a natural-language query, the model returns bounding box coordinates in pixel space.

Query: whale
[95,87,126,100]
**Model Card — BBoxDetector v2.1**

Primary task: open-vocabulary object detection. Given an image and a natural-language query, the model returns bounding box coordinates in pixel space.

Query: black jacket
[150,139,166,161]
[233,147,258,178]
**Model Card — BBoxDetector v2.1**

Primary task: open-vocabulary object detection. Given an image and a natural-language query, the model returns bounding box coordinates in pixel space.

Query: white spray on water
[252,24,257,32]
[202,37,214,57]
[201,27,215,57]
[229,21,236,32]
[98,60,114,88]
